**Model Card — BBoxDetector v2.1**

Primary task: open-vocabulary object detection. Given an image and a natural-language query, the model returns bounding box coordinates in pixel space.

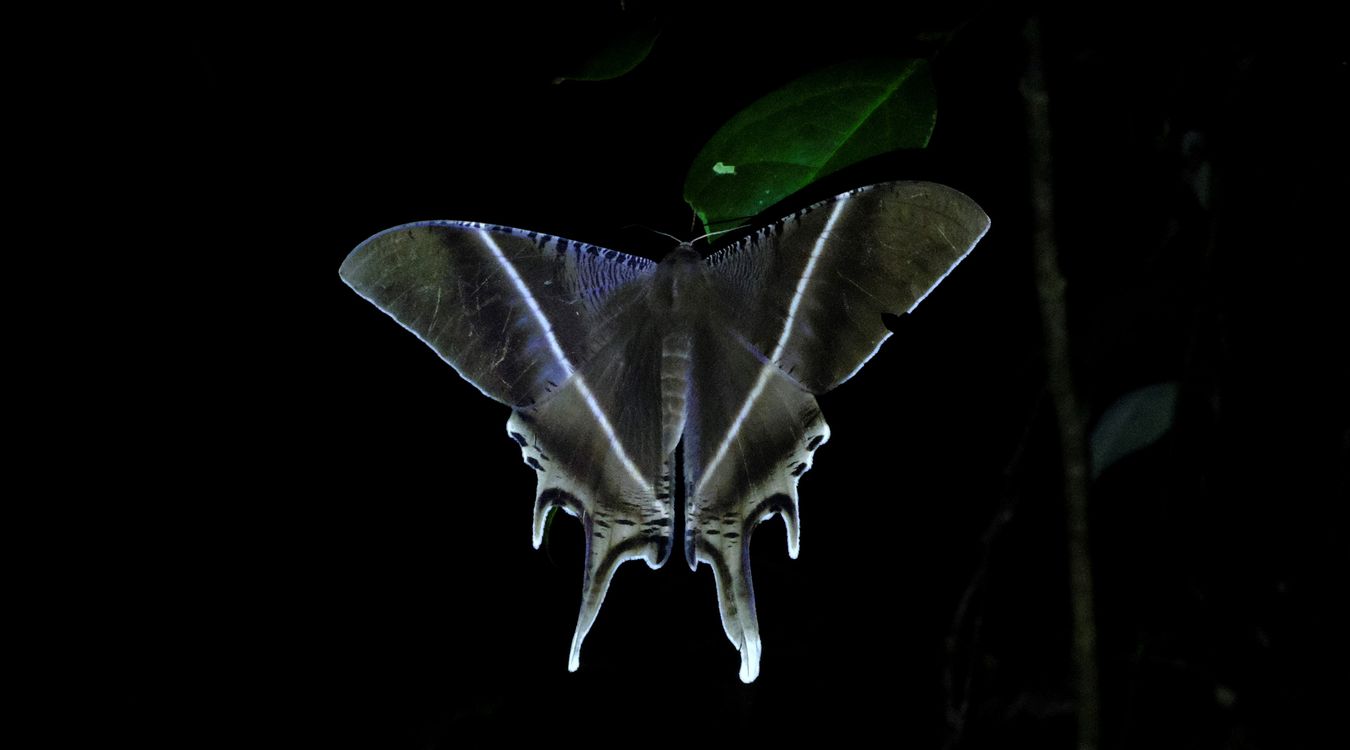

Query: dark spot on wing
[807,434,824,450]
[722,532,740,539]
[792,462,808,477]
[615,519,636,526]
[526,457,544,471]
[510,431,528,447]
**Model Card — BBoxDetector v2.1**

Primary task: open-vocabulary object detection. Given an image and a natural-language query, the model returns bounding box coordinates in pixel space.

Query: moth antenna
[624,223,745,248]
[621,224,684,245]
[688,224,747,246]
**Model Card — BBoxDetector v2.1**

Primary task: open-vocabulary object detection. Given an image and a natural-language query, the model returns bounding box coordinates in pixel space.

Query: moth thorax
[653,244,708,317]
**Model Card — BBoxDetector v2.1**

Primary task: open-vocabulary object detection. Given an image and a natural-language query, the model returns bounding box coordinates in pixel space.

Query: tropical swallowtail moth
[340,181,990,682]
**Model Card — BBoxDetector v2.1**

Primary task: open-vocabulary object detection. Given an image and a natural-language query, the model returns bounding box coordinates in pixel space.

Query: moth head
[661,243,702,266]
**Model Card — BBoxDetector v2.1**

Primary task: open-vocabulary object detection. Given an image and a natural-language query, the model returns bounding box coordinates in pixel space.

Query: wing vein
[695,196,851,495]
[476,230,650,491]
[477,230,576,377]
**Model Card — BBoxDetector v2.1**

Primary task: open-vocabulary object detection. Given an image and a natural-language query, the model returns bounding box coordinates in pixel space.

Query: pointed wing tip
[531,510,547,549]
[895,180,992,248]
[338,226,396,288]
[337,252,360,290]
[783,511,801,559]
[567,634,583,672]
[737,636,762,683]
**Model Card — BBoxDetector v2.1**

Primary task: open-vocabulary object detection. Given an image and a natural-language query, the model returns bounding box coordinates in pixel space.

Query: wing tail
[684,328,831,680]
[566,504,669,671]
[508,401,673,673]
[699,533,763,682]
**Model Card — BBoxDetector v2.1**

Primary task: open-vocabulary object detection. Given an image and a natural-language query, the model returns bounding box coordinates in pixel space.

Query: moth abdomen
[659,332,693,456]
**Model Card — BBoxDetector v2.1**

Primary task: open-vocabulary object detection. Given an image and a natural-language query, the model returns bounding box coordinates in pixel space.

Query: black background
[106,2,1344,747]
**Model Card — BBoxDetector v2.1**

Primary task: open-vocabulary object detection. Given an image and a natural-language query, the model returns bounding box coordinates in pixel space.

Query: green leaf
[1090,381,1180,479]
[684,58,936,233]
[554,19,662,83]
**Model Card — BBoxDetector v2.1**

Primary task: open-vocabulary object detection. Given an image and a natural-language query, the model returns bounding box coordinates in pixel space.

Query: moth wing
[341,222,672,672]
[682,324,828,683]
[340,221,655,407]
[687,182,990,681]
[705,181,990,393]
[510,306,676,672]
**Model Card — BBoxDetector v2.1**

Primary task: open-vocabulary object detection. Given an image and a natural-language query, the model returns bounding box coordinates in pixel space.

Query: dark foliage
[103,2,1345,747]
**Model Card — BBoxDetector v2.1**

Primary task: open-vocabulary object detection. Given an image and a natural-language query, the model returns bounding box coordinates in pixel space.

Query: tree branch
[1022,15,1101,750]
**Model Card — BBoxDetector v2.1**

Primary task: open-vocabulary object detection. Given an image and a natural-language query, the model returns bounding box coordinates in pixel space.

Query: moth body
[340,182,990,682]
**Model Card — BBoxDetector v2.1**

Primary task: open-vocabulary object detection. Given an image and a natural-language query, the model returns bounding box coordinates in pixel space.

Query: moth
[340,181,990,681]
